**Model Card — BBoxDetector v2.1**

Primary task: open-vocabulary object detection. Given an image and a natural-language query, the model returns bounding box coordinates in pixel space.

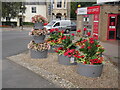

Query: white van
[44,20,76,33]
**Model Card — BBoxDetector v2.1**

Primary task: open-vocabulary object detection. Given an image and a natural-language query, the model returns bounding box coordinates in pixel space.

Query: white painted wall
[24,5,47,22]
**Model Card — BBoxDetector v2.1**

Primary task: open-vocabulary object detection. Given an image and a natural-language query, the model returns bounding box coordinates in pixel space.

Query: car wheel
[65,29,70,33]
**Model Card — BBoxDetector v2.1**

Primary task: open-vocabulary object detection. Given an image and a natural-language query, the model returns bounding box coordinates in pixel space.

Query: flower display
[29,28,48,36]
[31,15,48,23]
[28,41,50,51]
[54,34,76,56]
[74,37,105,65]
[46,29,64,46]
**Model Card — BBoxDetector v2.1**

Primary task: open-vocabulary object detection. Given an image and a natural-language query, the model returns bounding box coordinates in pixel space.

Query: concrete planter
[77,63,103,78]
[30,49,48,59]
[34,22,44,30]
[32,35,45,43]
[58,55,77,65]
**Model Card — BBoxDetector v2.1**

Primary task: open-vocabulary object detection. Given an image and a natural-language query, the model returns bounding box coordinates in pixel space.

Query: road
[2,30,59,88]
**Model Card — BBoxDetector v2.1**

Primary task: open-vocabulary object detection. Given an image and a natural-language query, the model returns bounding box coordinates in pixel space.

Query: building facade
[47,0,70,21]
[77,1,120,41]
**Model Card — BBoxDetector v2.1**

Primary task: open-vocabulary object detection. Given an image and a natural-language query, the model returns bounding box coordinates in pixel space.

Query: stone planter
[77,63,103,78]
[32,35,45,43]
[34,22,44,30]
[30,49,48,59]
[58,55,77,65]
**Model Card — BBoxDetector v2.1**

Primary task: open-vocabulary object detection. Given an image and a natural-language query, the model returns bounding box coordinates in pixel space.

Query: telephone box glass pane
[109,31,115,39]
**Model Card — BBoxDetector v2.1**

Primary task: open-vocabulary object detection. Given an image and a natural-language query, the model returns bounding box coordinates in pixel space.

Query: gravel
[7,51,118,88]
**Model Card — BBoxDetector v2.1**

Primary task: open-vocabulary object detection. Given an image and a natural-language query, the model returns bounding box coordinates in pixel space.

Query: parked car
[44,20,76,33]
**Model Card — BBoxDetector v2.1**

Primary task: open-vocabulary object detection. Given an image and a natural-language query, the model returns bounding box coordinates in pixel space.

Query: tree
[2,2,22,22]
[70,2,96,20]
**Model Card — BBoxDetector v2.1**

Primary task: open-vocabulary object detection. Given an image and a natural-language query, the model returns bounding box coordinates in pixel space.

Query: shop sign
[77,7,87,15]
[87,6,100,14]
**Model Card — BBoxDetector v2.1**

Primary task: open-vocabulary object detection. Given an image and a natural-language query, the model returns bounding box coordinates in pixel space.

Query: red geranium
[50,29,55,33]
[84,28,87,31]
[77,30,81,32]
[87,32,91,36]
[71,33,75,36]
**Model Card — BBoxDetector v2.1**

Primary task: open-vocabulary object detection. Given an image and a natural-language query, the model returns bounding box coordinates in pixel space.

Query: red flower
[50,29,55,33]
[87,32,91,36]
[68,49,75,53]
[71,33,75,36]
[89,41,94,44]
[77,56,81,58]
[61,36,67,40]
[96,45,101,47]
[64,52,68,56]
[73,55,78,58]
[58,47,63,50]
[89,38,94,41]
[77,30,81,32]
[84,28,87,31]
[84,61,87,64]
[44,23,48,26]
[81,55,84,58]
[87,46,91,49]
[55,28,59,31]
[81,45,85,49]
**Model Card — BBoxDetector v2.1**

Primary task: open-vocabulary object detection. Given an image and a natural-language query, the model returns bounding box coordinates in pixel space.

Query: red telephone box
[107,14,118,40]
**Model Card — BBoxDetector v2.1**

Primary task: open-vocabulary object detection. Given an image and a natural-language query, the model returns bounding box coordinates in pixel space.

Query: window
[57,0,62,8]
[64,0,66,8]
[32,7,36,13]
[53,22,60,27]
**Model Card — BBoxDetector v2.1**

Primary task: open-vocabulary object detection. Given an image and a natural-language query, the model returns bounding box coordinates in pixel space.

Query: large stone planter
[34,22,44,30]
[77,63,103,78]
[32,35,45,43]
[30,49,48,59]
[58,55,77,65]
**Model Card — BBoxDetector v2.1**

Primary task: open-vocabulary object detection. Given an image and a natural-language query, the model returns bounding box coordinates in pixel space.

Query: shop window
[32,7,36,13]
[109,31,115,39]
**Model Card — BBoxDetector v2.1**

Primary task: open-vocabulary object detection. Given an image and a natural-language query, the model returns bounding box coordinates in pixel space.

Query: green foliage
[2,2,25,21]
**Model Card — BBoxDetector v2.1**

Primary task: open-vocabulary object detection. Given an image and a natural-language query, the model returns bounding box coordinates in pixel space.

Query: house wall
[24,5,47,22]
[99,5,120,41]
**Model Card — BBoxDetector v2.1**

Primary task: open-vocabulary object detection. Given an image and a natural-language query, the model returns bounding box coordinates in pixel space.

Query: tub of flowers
[74,37,105,77]
[31,15,48,30]
[46,29,64,53]
[55,34,77,65]
[28,41,50,59]
[29,28,48,43]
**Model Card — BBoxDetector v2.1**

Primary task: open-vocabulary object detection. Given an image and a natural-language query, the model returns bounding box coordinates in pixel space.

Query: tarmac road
[2,30,59,88]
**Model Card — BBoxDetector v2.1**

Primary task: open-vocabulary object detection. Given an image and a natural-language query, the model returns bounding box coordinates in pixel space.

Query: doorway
[19,17,23,26]
[107,14,120,40]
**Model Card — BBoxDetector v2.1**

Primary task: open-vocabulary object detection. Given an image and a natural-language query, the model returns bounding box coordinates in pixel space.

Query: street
[2,30,59,88]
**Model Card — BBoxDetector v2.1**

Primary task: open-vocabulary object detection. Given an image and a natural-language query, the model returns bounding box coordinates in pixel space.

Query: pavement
[101,40,119,66]
[1,28,59,88]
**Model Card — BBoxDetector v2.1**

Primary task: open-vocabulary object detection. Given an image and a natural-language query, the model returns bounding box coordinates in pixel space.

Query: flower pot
[32,35,45,43]
[77,63,103,78]
[58,55,77,65]
[34,22,44,30]
[30,49,48,59]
